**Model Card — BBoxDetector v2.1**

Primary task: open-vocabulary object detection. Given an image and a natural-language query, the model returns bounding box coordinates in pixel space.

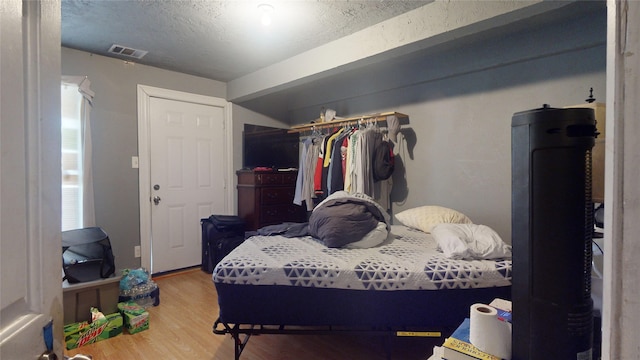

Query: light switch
[132,156,139,168]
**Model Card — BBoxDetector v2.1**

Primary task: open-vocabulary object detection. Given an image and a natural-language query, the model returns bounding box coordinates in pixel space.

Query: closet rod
[288,111,408,133]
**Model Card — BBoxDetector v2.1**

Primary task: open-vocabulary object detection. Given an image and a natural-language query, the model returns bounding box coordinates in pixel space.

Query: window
[61,82,84,230]
[61,76,95,231]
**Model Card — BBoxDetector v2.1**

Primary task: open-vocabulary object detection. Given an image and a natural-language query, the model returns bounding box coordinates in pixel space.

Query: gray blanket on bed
[308,192,389,248]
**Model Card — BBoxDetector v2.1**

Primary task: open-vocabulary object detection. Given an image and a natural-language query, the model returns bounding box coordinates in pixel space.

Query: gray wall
[62,48,228,270]
[281,7,606,243]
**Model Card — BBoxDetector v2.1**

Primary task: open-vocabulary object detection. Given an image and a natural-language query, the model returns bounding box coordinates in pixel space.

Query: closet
[289,112,408,212]
[236,112,408,229]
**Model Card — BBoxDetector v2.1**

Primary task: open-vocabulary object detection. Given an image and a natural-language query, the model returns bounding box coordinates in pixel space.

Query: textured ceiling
[61,0,431,82]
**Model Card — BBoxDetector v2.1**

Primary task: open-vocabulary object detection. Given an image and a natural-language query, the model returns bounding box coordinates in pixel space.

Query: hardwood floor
[64,269,438,359]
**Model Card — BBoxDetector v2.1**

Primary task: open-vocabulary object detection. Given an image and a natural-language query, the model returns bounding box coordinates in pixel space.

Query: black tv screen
[243,124,299,170]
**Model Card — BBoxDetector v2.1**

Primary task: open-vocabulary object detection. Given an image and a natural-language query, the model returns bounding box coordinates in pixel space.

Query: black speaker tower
[512,105,597,359]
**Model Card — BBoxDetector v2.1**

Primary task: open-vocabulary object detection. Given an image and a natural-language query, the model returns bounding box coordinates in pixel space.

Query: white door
[1,0,63,358]
[148,97,228,274]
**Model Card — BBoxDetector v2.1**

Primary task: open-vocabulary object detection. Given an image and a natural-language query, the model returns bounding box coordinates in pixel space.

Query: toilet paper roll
[469,303,512,360]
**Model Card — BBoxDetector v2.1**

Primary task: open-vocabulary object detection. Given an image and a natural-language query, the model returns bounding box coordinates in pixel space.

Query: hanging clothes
[294,133,323,211]
[360,127,381,196]
[327,129,351,195]
[293,137,309,206]
[317,128,343,198]
[313,134,330,198]
[302,136,321,210]
[323,128,345,190]
[343,129,356,193]
[293,116,397,212]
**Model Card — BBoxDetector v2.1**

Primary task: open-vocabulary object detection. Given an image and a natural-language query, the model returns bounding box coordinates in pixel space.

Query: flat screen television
[243,124,300,170]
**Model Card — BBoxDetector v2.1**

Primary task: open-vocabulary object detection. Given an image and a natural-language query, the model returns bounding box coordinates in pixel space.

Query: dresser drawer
[261,187,295,205]
[237,170,302,231]
[281,173,298,184]
[256,173,282,185]
[255,172,298,185]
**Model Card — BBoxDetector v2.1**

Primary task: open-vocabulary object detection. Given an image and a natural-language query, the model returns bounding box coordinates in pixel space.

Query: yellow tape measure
[396,331,442,337]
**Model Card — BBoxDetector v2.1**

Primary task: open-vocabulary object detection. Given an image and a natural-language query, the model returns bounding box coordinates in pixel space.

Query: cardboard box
[118,301,149,334]
[64,312,123,350]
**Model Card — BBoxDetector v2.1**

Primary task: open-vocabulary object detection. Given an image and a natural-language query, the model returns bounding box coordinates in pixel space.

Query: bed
[212,193,512,359]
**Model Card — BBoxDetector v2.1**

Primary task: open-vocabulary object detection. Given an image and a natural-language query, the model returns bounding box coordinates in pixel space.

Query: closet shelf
[288,111,408,133]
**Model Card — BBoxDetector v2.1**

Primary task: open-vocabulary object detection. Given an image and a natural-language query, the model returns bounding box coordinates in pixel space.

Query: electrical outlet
[134,245,141,258]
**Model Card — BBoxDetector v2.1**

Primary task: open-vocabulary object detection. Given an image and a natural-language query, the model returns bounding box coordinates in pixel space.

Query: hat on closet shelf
[325,108,336,122]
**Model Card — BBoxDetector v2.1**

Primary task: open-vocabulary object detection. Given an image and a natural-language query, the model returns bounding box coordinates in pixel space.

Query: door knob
[153,196,161,205]
[38,351,58,360]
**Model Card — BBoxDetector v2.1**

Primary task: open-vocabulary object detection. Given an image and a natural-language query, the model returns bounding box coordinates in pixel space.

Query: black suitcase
[201,215,245,273]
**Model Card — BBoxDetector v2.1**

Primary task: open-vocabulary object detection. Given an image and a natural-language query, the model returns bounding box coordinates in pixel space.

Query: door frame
[136,85,233,272]
[0,0,62,357]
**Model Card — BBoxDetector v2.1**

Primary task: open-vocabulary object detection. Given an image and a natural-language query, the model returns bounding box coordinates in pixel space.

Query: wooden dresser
[236,170,307,231]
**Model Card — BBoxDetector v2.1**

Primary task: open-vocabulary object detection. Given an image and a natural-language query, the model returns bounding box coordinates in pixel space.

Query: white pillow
[431,223,512,260]
[395,205,472,233]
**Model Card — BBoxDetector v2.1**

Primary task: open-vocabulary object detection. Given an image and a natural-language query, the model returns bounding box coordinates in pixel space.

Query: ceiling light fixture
[258,4,274,26]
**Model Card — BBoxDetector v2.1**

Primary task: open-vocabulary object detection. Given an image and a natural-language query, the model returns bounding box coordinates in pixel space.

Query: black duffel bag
[62,227,116,283]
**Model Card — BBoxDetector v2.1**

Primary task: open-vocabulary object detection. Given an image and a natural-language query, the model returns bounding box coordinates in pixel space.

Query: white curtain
[62,75,96,227]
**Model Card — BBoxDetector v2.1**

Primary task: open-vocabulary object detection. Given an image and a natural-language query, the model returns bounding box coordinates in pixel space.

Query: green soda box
[118,301,149,334]
[64,312,123,349]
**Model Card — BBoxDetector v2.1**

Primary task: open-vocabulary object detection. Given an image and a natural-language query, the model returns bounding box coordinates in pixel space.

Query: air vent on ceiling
[108,44,148,59]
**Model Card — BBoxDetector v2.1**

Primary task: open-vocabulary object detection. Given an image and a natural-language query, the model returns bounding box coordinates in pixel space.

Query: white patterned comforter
[213,225,511,291]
